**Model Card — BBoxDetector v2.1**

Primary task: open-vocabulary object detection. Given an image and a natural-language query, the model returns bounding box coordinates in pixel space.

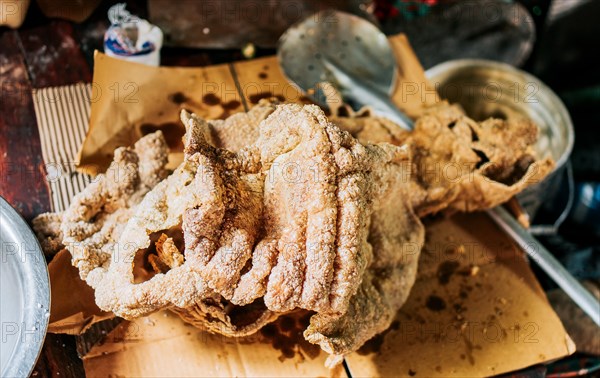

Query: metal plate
[0,196,50,377]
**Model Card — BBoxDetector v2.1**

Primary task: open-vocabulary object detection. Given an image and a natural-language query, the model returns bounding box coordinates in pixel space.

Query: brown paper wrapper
[82,311,347,377]
[47,250,113,335]
[77,51,246,174]
[77,34,438,175]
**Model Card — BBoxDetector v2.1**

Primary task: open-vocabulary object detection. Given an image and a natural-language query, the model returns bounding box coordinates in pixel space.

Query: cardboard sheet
[344,213,575,377]
[78,52,245,174]
[77,34,436,175]
[82,311,347,378]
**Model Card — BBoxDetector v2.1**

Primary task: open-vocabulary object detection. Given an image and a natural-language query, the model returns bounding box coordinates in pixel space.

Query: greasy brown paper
[42,35,573,377]
[77,34,437,174]
[344,213,575,377]
[47,250,112,335]
[77,51,246,174]
[82,311,347,378]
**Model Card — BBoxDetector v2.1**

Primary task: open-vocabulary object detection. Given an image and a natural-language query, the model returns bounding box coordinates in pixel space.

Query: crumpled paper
[77,51,246,175]
[47,250,112,334]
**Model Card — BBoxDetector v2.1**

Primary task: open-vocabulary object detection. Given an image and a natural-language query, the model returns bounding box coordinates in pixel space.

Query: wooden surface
[0,4,273,376]
[0,30,50,221]
[0,23,86,377]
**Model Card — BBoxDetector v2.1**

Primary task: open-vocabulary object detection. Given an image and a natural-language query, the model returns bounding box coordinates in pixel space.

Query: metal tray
[0,196,50,377]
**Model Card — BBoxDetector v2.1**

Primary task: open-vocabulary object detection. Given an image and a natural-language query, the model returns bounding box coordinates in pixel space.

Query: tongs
[277,10,600,326]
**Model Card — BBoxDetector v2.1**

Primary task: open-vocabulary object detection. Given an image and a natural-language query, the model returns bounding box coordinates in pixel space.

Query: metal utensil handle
[321,59,414,130]
[345,78,414,130]
[487,206,600,326]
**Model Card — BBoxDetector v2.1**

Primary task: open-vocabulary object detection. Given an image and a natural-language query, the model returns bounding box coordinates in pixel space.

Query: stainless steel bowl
[0,196,50,377]
[426,59,575,229]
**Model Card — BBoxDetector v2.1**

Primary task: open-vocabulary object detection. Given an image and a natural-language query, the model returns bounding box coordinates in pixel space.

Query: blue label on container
[104,27,156,57]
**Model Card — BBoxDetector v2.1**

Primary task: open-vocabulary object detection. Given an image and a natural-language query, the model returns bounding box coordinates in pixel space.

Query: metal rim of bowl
[0,196,50,377]
[425,58,575,172]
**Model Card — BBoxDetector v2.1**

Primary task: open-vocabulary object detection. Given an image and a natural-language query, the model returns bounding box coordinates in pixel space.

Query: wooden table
[1,19,85,378]
[0,4,272,376]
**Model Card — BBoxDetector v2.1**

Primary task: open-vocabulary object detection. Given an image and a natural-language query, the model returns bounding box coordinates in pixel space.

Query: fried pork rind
[406,104,554,216]
[33,131,170,276]
[59,107,267,325]
[87,104,412,322]
[87,115,226,318]
[304,141,424,367]
[66,104,416,352]
[59,131,170,280]
[196,104,411,317]
[207,99,277,151]
[33,212,65,257]
[332,102,554,216]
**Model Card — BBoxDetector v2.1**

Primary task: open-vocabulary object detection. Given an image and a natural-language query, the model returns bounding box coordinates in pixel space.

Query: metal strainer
[277,10,412,129]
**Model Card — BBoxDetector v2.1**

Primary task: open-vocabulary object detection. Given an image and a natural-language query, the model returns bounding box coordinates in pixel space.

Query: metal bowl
[426,59,575,228]
[0,196,50,377]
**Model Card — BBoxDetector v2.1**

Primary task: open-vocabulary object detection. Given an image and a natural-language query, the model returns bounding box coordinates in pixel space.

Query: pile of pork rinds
[34,100,553,367]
